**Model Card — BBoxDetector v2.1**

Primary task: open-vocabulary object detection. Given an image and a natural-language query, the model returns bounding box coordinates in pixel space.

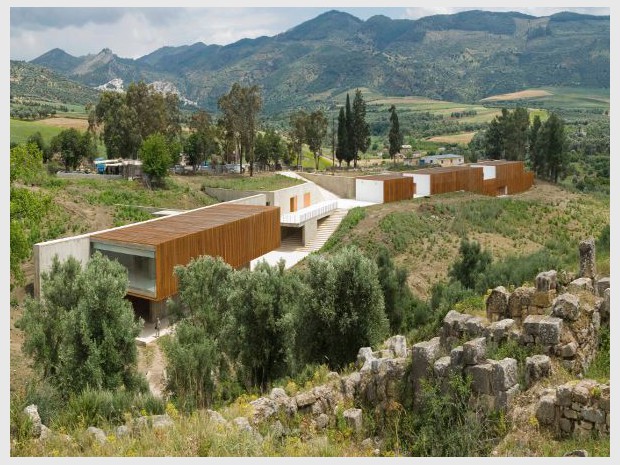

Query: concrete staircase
[300,208,348,252]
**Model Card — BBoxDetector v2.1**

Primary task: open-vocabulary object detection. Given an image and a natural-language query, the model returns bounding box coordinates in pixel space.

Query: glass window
[91,242,156,297]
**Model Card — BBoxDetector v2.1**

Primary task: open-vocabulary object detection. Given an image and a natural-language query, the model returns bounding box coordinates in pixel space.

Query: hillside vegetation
[321,182,609,298]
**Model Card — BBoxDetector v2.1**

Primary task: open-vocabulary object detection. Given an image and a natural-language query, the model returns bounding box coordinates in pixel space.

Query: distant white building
[419,153,464,167]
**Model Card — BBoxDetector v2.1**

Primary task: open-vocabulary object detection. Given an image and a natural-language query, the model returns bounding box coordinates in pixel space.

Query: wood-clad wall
[484,162,534,195]
[430,168,480,195]
[154,208,280,300]
[383,177,415,203]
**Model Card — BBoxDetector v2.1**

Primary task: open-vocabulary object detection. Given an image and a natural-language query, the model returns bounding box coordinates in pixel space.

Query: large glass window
[91,242,156,297]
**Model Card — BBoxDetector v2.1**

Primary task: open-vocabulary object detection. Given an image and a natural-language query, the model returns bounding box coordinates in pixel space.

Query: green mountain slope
[28,10,609,114]
[10,60,100,106]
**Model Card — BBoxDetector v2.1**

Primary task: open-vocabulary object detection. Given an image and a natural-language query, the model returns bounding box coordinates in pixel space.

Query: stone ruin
[536,379,610,437]
[25,240,609,447]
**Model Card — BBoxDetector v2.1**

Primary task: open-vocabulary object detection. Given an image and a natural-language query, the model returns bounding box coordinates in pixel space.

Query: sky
[9,2,611,61]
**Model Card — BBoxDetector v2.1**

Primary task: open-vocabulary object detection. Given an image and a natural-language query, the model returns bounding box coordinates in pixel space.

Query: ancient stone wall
[536,379,610,438]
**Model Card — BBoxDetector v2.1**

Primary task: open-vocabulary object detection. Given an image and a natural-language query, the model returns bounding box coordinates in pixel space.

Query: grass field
[10,118,67,145]
[481,87,609,112]
[202,173,304,191]
[426,132,477,144]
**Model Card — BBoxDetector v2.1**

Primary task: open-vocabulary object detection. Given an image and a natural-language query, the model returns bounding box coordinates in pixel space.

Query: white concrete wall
[271,183,324,214]
[404,173,431,197]
[356,179,384,203]
[33,235,91,297]
[472,164,496,180]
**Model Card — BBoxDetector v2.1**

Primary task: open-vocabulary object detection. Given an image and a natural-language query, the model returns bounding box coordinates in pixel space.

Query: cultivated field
[481,89,553,102]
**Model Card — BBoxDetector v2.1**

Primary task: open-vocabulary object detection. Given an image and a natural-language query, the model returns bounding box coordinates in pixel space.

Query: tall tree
[289,110,307,170]
[344,93,355,167]
[218,83,262,176]
[304,110,328,171]
[94,81,181,159]
[529,115,543,176]
[388,105,402,161]
[50,128,95,171]
[351,89,371,169]
[504,107,530,161]
[336,107,347,167]
[139,133,173,187]
[185,109,218,172]
[536,113,566,183]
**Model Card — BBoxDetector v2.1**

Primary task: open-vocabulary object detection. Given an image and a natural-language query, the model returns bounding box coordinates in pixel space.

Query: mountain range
[23,10,610,114]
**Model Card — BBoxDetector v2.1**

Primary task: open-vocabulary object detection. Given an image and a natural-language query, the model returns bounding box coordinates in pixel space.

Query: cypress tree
[345,93,354,167]
[352,89,370,169]
[388,105,402,161]
[336,107,347,167]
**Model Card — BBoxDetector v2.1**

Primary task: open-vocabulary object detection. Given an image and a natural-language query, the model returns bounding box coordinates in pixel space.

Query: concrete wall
[355,179,384,203]
[472,164,497,180]
[205,184,323,214]
[301,219,318,246]
[299,173,356,199]
[33,235,92,297]
[405,173,431,197]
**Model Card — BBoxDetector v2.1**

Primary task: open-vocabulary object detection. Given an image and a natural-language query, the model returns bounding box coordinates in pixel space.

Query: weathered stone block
[411,337,442,378]
[86,426,107,444]
[433,356,452,378]
[495,384,520,410]
[538,316,563,345]
[536,394,557,425]
[23,405,42,438]
[581,407,605,424]
[568,277,594,294]
[295,391,317,408]
[206,409,227,424]
[357,347,375,371]
[536,270,557,292]
[450,345,464,367]
[343,408,363,434]
[465,316,487,337]
[508,287,535,319]
[572,380,595,404]
[596,277,610,297]
[531,290,556,308]
[523,315,544,336]
[486,286,510,321]
[341,372,361,400]
[525,354,551,388]
[552,293,581,322]
[492,358,518,392]
[386,335,408,358]
[316,413,329,429]
[563,408,578,420]
[578,237,596,279]
[463,337,487,365]
[466,363,493,395]
[560,342,578,359]
[559,418,573,434]
[250,397,278,424]
[485,319,515,343]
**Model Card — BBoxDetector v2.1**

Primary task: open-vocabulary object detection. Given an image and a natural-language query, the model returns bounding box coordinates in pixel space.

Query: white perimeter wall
[32,194,268,298]
[472,164,496,180]
[404,173,431,197]
[356,179,384,203]
[271,183,324,214]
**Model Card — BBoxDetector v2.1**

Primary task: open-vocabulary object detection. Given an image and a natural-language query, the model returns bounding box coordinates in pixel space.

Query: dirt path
[137,342,167,399]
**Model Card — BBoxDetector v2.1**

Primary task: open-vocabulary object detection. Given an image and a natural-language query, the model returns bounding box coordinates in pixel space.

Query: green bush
[59,387,165,429]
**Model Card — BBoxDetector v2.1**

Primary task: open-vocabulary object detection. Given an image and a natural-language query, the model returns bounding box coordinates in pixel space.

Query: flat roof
[357,174,408,181]
[471,160,523,166]
[421,154,464,160]
[409,166,479,175]
[91,203,279,247]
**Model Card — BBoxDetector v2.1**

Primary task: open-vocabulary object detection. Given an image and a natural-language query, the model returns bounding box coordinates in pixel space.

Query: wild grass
[201,173,304,191]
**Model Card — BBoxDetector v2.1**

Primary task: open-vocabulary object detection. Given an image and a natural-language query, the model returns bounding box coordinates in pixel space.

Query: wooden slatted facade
[476,161,534,196]
[410,161,533,197]
[357,174,415,203]
[91,204,280,301]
